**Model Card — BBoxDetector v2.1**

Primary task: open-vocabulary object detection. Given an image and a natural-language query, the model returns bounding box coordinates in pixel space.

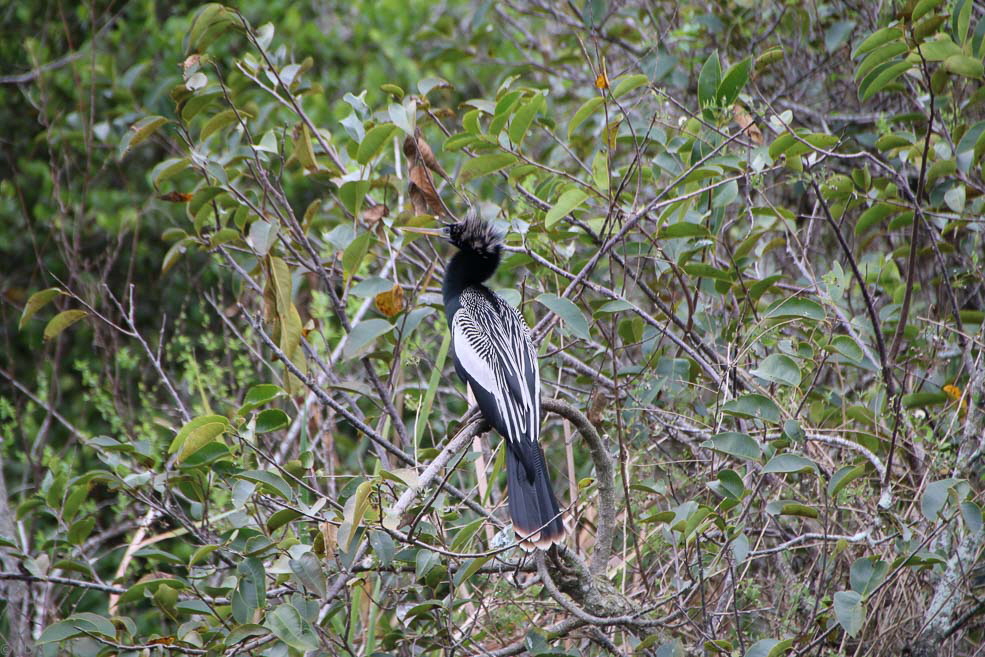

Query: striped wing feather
[451,288,540,447]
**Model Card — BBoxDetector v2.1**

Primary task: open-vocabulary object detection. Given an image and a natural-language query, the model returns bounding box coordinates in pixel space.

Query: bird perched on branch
[404,210,564,549]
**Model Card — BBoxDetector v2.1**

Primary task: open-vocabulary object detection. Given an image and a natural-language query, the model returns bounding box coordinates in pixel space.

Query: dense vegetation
[2,1,984,655]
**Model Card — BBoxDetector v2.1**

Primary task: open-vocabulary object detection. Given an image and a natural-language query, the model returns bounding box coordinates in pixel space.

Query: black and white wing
[450,287,563,548]
[451,288,540,448]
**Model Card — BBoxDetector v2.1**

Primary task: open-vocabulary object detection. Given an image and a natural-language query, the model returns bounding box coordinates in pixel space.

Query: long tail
[505,444,565,550]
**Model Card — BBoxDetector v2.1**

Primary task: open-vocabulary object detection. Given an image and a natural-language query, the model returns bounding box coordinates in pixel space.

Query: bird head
[402,209,504,257]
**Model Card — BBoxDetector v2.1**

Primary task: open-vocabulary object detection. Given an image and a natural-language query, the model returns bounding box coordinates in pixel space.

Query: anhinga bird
[406,210,565,549]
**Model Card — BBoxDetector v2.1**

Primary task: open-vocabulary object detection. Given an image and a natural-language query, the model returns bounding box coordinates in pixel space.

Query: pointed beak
[399,225,446,237]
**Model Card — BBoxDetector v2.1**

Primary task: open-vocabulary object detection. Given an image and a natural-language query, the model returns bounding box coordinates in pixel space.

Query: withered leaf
[733,104,763,145]
[363,204,389,225]
[158,191,193,203]
[408,164,445,216]
[403,131,447,178]
[374,285,405,318]
[587,388,609,427]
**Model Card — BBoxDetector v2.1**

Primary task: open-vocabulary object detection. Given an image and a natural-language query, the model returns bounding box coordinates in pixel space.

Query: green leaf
[717,58,751,106]
[594,299,635,315]
[418,76,451,96]
[177,421,227,463]
[722,394,781,423]
[150,156,191,189]
[902,391,949,408]
[767,501,819,518]
[119,115,169,158]
[913,0,945,22]
[342,230,372,284]
[255,409,289,433]
[508,93,545,145]
[248,219,278,257]
[338,480,373,551]
[19,287,64,330]
[744,638,794,657]
[859,60,912,100]
[236,470,293,501]
[43,309,88,342]
[830,335,864,363]
[339,179,370,219]
[40,613,117,643]
[389,101,415,136]
[953,0,972,44]
[238,384,285,415]
[224,624,270,648]
[68,516,96,545]
[545,187,589,228]
[536,293,590,341]
[763,453,816,475]
[683,263,732,282]
[855,42,909,80]
[201,108,246,142]
[922,477,960,521]
[850,557,888,596]
[961,501,983,533]
[943,54,984,78]
[704,432,761,460]
[659,222,710,239]
[343,318,394,360]
[265,603,319,651]
[855,202,896,235]
[825,20,855,53]
[459,153,516,182]
[763,297,825,321]
[568,96,604,139]
[357,123,397,164]
[611,73,650,99]
[168,415,230,454]
[414,327,451,450]
[295,124,318,171]
[828,463,867,497]
[917,35,963,62]
[289,552,327,596]
[833,590,865,637]
[751,354,802,387]
[454,555,492,586]
[852,27,903,58]
[697,50,722,115]
[450,518,485,552]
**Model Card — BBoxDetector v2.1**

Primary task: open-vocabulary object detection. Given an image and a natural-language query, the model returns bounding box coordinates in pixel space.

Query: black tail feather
[505,443,564,550]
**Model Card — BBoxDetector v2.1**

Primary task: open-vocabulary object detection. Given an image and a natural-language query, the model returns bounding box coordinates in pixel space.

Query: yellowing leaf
[43,310,88,342]
[374,285,404,318]
[19,287,64,330]
[295,124,318,171]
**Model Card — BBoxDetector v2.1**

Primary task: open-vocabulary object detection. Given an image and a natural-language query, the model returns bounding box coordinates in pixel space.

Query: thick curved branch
[542,398,614,573]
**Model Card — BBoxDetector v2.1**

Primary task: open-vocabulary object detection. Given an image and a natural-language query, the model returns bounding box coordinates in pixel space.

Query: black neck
[443,247,501,304]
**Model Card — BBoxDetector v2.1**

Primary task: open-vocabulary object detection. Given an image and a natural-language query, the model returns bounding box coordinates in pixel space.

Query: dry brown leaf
[158,191,193,202]
[403,132,448,178]
[363,204,389,225]
[408,164,445,216]
[374,284,405,318]
[733,104,763,145]
[595,72,609,90]
[587,388,608,427]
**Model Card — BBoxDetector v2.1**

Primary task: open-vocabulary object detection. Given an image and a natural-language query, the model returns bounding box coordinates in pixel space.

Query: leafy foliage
[1,1,984,656]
